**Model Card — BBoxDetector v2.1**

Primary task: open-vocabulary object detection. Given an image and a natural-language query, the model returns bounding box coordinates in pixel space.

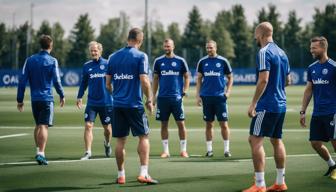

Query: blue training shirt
[107,46,148,108]
[255,42,290,113]
[153,55,188,98]
[307,58,336,116]
[17,50,64,103]
[77,57,113,106]
[197,55,232,96]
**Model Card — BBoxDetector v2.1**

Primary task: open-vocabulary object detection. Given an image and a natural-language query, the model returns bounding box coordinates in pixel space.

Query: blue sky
[0,0,334,36]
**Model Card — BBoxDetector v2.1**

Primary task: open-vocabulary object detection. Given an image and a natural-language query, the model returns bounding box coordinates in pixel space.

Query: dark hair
[310,36,328,49]
[39,35,53,50]
[127,28,143,41]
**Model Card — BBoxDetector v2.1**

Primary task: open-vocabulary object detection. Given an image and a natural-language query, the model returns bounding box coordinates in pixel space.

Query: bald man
[243,22,291,192]
[152,39,190,158]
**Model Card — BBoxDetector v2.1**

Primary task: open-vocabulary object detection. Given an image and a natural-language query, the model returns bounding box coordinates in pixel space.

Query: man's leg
[205,121,214,156]
[115,137,127,183]
[219,121,231,156]
[103,124,112,157]
[34,125,39,153]
[270,138,287,187]
[176,120,188,157]
[81,122,94,160]
[137,135,158,184]
[160,121,170,157]
[311,141,336,176]
[36,124,48,155]
[249,135,266,188]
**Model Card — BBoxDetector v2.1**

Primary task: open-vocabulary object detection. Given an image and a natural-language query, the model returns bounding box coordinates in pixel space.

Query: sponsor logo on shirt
[312,78,329,84]
[89,73,105,79]
[113,73,134,80]
[204,70,220,77]
[161,70,179,76]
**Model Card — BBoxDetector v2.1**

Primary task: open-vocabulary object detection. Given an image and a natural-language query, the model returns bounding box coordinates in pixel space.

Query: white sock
[255,172,265,187]
[162,139,169,154]
[206,141,213,152]
[327,157,336,167]
[276,168,285,185]
[118,169,125,178]
[180,140,187,152]
[86,150,92,156]
[37,151,45,157]
[224,140,230,153]
[140,165,148,177]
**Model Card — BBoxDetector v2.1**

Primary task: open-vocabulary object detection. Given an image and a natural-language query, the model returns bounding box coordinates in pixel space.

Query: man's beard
[313,53,322,60]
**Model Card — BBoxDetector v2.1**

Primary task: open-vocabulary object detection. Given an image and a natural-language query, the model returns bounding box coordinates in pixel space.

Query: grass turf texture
[0,86,335,192]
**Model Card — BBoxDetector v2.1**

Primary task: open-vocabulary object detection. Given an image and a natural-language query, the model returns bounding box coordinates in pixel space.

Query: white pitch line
[0,133,29,139]
[0,126,309,132]
[0,153,330,166]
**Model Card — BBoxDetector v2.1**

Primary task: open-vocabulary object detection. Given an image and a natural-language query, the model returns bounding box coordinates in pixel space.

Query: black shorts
[31,101,53,127]
[201,96,228,122]
[310,114,336,142]
[156,97,185,121]
[249,111,286,139]
[112,107,150,138]
[84,105,113,125]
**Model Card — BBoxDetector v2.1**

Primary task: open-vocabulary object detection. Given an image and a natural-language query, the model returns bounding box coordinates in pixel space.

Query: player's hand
[248,104,256,118]
[196,95,202,106]
[300,114,306,128]
[145,100,154,115]
[76,98,82,109]
[60,97,65,107]
[224,92,230,99]
[17,102,24,112]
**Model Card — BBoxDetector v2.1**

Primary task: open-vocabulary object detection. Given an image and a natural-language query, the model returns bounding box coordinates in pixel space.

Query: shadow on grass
[5,186,100,192]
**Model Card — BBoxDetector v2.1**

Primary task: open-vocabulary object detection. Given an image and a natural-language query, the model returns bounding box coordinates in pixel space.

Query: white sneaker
[80,152,91,160]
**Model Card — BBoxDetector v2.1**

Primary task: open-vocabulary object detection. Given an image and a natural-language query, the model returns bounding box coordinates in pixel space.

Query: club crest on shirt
[100,65,105,70]
[205,63,208,66]
[216,63,221,68]
[330,120,335,126]
[89,68,93,71]
[161,63,165,66]
[322,68,328,75]
[171,62,177,67]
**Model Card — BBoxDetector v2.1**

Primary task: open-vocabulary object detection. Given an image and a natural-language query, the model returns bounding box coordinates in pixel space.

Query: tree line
[0,3,335,69]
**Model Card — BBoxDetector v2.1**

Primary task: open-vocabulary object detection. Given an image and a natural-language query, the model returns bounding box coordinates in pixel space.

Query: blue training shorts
[310,114,336,142]
[249,111,286,139]
[201,96,228,122]
[84,105,113,125]
[112,107,150,138]
[31,101,54,127]
[156,97,185,121]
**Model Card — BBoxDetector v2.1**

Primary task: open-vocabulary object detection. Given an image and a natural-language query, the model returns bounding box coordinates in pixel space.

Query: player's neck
[318,54,329,64]
[165,53,175,58]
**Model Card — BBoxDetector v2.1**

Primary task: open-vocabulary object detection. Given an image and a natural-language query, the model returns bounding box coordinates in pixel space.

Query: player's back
[107,46,148,108]
[25,51,60,101]
[256,42,290,112]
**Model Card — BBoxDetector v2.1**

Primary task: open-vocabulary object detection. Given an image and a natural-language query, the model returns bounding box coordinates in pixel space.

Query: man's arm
[17,59,29,112]
[286,74,292,86]
[195,72,203,106]
[52,60,65,107]
[76,68,89,109]
[105,74,113,93]
[140,74,153,114]
[183,72,190,96]
[152,74,159,106]
[248,71,269,118]
[300,81,313,127]
[225,73,233,98]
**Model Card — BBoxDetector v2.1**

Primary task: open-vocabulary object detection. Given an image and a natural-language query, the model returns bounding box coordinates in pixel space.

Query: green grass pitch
[0,86,335,192]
